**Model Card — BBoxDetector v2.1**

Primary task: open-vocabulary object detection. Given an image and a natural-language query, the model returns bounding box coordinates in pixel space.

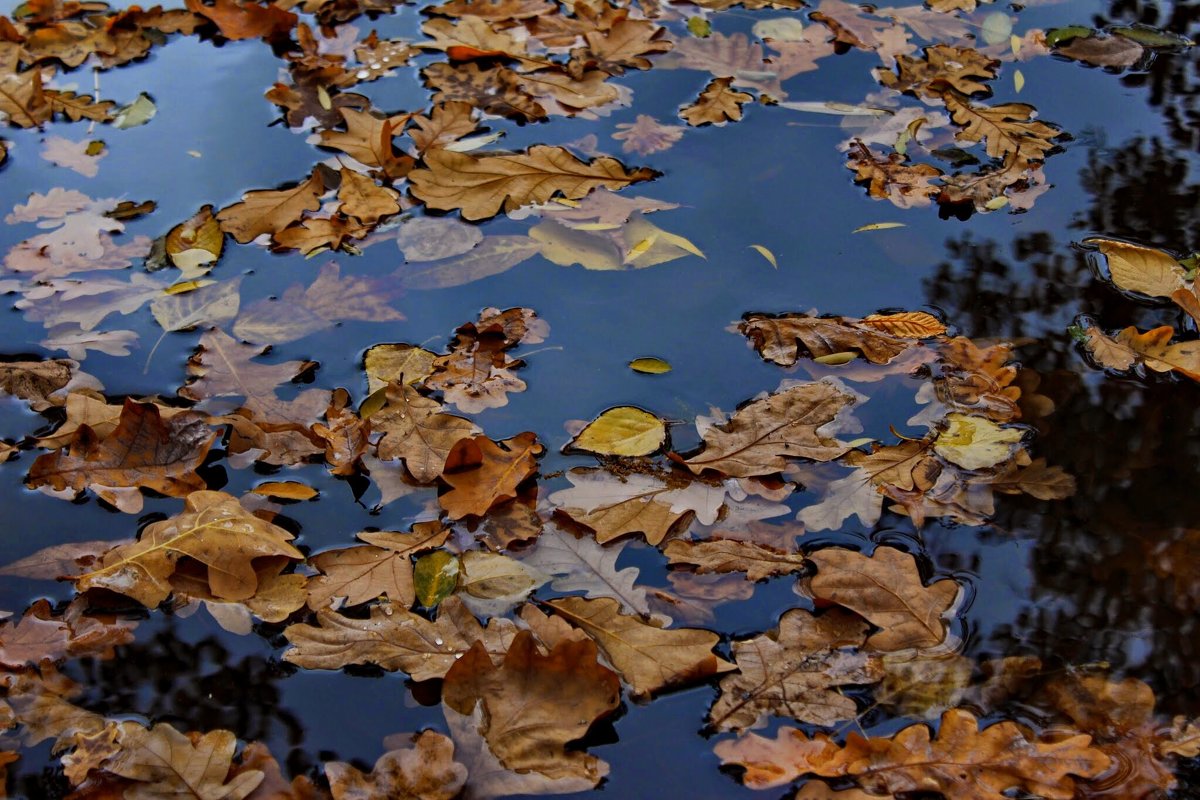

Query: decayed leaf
[372,382,479,483]
[233,262,403,345]
[438,432,543,519]
[681,77,753,126]
[306,523,451,610]
[283,596,517,679]
[1082,325,1200,382]
[847,141,943,208]
[179,328,328,425]
[1084,237,1189,298]
[740,312,934,366]
[567,406,666,456]
[683,381,857,477]
[664,538,808,581]
[612,114,685,155]
[408,145,657,221]
[75,490,301,606]
[104,721,265,799]
[0,358,99,412]
[805,546,960,651]
[710,608,881,731]
[716,708,1111,795]
[325,731,467,800]
[546,595,735,697]
[549,470,694,545]
[216,170,325,244]
[27,400,216,514]
[442,630,620,783]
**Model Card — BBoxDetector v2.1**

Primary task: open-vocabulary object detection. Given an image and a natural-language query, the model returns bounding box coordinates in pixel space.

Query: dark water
[1,0,1200,797]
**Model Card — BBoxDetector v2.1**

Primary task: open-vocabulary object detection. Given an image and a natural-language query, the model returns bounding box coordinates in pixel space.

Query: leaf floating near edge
[853,222,906,233]
[749,245,777,269]
[629,357,671,374]
[567,406,667,457]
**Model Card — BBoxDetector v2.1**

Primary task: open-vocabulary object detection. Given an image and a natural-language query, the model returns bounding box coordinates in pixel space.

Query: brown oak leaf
[681,77,752,126]
[325,731,466,800]
[305,522,451,609]
[216,169,325,244]
[438,432,543,518]
[372,382,479,484]
[75,490,302,607]
[27,399,216,514]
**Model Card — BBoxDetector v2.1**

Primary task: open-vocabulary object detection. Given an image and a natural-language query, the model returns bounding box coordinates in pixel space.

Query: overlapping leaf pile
[0,0,1198,796]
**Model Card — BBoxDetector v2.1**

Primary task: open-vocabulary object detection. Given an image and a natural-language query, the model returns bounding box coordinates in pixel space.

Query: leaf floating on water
[249,481,317,501]
[629,356,671,374]
[748,244,777,268]
[414,550,460,608]
[567,406,666,457]
[111,93,156,129]
[933,413,1024,471]
[1083,237,1189,298]
[852,222,905,233]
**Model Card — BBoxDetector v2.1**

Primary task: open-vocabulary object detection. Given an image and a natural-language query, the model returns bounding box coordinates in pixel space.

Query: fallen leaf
[629,356,671,374]
[325,731,467,800]
[1083,237,1189,298]
[216,170,325,244]
[75,490,302,606]
[104,721,265,799]
[612,114,684,155]
[284,596,518,678]
[709,608,881,731]
[1082,325,1200,383]
[716,708,1110,795]
[683,381,857,477]
[566,406,666,456]
[306,523,451,610]
[372,382,479,483]
[933,413,1023,470]
[664,538,808,581]
[408,145,657,221]
[520,524,656,616]
[748,244,777,268]
[739,312,932,366]
[165,205,224,276]
[394,235,542,289]
[27,400,217,514]
[681,77,753,126]
[249,481,317,500]
[414,549,461,607]
[546,595,735,697]
[185,0,296,40]
[442,631,619,783]
[41,136,105,177]
[439,432,543,518]
[804,546,960,651]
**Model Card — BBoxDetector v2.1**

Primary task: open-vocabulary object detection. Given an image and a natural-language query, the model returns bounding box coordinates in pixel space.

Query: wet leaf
[394,235,541,289]
[364,343,439,393]
[710,608,881,731]
[249,481,317,501]
[414,550,461,607]
[325,731,467,800]
[748,244,777,268]
[104,721,265,799]
[546,595,735,698]
[804,546,960,651]
[681,77,753,126]
[933,413,1023,470]
[457,550,546,615]
[442,631,619,784]
[75,490,302,606]
[439,432,543,518]
[629,356,671,374]
[165,205,223,276]
[111,92,156,128]
[612,114,684,155]
[740,311,935,366]
[150,277,241,334]
[549,470,695,545]
[1082,325,1200,383]
[372,382,479,483]
[408,145,657,221]
[1084,237,1189,298]
[716,708,1111,795]
[306,523,451,610]
[664,538,808,581]
[566,406,666,457]
[683,381,857,477]
[27,400,217,514]
[521,525,655,616]
[216,170,325,244]
[284,596,517,678]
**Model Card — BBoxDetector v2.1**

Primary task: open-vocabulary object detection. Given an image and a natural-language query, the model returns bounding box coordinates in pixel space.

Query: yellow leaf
[852,222,906,233]
[1013,69,1025,93]
[1083,237,1189,298]
[624,234,657,263]
[748,244,777,268]
[813,351,857,365]
[933,413,1023,470]
[860,311,946,338]
[163,279,215,295]
[568,406,666,457]
[629,357,672,374]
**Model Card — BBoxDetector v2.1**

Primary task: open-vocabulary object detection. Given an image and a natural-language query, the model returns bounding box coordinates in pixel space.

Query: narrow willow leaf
[414,550,460,608]
[567,406,666,457]
[852,222,905,233]
[748,245,777,268]
[629,357,671,374]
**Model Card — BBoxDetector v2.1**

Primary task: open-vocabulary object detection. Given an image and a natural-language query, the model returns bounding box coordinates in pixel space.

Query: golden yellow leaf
[567,406,666,457]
